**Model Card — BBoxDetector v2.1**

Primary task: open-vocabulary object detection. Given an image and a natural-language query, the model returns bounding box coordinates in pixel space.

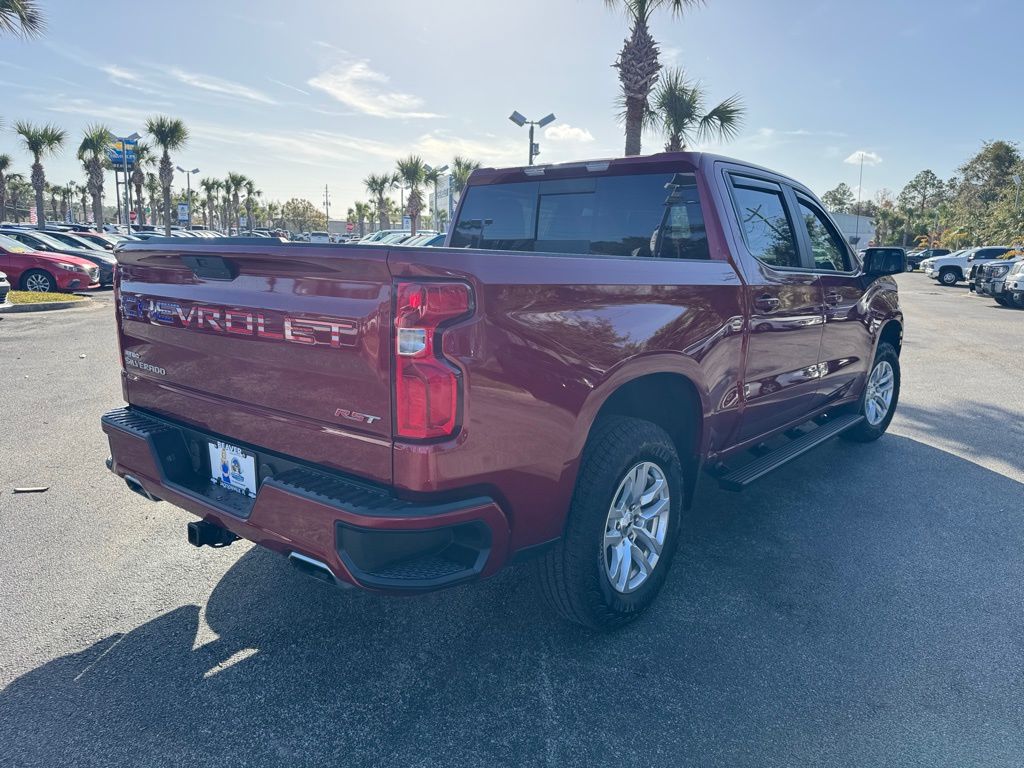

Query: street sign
[346,222,354,232]
[177,203,189,224]
[402,216,411,229]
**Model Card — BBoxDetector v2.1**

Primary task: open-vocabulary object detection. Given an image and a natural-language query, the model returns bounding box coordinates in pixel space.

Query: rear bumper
[102,407,510,592]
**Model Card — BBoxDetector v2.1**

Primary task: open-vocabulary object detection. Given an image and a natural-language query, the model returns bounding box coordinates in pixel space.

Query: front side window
[730,181,801,269]
[798,200,853,271]
[450,173,710,260]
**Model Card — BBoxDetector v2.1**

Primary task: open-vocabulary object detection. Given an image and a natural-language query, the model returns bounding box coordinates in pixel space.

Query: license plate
[209,441,258,497]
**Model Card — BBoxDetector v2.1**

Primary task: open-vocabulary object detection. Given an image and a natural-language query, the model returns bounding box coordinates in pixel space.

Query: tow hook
[187,520,239,548]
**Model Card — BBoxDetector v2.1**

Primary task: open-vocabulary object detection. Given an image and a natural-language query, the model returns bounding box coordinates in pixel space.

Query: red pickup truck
[102,152,904,629]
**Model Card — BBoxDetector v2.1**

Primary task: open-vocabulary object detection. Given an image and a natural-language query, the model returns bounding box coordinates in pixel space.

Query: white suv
[1004,260,1024,307]
[922,246,1011,286]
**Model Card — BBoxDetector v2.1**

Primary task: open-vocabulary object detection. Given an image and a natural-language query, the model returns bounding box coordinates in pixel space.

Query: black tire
[995,296,1010,307]
[21,269,56,293]
[938,268,959,286]
[536,416,684,630]
[842,342,900,443]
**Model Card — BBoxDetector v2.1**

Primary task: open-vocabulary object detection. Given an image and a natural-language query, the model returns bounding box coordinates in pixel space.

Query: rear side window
[450,172,710,260]
[729,180,801,269]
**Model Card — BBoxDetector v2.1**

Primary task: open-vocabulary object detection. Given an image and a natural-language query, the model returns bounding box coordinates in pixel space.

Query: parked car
[308,231,330,243]
[922,246,1011,285]
[907,248,950,270]
[101,152,905,629]
[969,248,1017,291]
[0,233,99,292]
[0,228,116,286]
[42,229,109,252]
[400,233,446,247]
[975,255,1024,306]
[69,231,120,251]
[359,229,409,243]
[1003,260,1024,307]
[0,270,9,304]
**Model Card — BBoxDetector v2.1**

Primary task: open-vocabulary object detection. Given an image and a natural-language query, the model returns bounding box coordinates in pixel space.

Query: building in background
[830,213,876,248]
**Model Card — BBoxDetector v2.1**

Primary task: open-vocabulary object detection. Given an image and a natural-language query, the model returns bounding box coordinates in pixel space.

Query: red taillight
[394,281,472,440]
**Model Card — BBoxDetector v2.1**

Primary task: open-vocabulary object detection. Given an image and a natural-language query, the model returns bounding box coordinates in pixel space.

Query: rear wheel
[21,269,56,293]
[842,343,900,443]
[938,268,959,286]
[995,296,1010,307]
[536,416,683,630]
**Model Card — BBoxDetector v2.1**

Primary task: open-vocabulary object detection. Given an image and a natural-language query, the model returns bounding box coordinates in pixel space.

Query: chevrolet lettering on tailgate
[120,293,359,348]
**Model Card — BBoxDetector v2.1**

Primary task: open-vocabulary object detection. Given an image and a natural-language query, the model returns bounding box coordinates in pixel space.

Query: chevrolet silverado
[102,152,905,629]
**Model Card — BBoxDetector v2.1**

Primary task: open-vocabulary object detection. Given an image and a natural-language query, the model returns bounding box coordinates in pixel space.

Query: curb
[0,297,92,314]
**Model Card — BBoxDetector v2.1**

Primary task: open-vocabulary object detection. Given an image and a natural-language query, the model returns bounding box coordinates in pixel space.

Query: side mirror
[863,250,906,277]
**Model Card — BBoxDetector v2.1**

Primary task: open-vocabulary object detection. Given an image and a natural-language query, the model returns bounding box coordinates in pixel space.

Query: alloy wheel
[864,360,895,426]
[25,273,52,292]
[603,461,671,594]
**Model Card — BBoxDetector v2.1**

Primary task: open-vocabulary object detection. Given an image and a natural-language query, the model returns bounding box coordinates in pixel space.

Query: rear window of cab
[451,172,711,260]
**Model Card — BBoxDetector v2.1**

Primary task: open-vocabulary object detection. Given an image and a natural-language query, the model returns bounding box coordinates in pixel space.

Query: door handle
[754,295,781,312]
[824,290,842,305]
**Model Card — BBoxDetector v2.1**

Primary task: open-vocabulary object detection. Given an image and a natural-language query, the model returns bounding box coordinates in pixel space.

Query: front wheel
[842,343,900,443]
[938,269,959,286]
[536,416,683,630]
[995,296,1010,307]
[22,269,56,293]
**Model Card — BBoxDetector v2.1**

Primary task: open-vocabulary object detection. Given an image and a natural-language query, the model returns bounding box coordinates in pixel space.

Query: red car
[0,233,100,292]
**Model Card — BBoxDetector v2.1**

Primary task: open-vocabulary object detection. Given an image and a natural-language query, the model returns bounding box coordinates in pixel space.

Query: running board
[717,414,863,491]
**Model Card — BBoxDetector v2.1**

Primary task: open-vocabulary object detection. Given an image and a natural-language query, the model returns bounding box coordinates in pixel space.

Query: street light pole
[854,152,865,244]
[508,111,556,165]
[175,166,201,229]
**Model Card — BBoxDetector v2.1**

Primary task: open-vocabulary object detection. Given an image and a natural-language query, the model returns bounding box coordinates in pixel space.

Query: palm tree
[7,173,27,223]
[14,121,67,230]
[199,177,221,230]
[144,172,161,226]
[220,192,231,234]
[450,156,481,199]
[243,178,260,233]
[0,0,44,37]
[396,155,426,235]
[364,172,394,230]
[353,201,371,237]
[130,142,154,225]
[650,67,742,151]
[225,172,248,231]
[0,153,11,221]
[145,115,189,235]
[77,123,112,228]
[606,0,703,156]
[75,183,89,224]
[265,200,280,231]
[46,182,59,221]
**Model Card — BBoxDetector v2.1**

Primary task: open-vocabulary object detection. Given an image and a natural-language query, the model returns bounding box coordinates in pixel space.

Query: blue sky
[0,0,1016,212]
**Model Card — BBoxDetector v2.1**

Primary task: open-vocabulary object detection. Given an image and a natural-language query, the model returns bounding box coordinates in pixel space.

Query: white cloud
[171,69,276,105]
[307,60,440,119]
[544,124,595,143]
[103,65,140,83]
[268,77,311,97]
[845,150,883,166]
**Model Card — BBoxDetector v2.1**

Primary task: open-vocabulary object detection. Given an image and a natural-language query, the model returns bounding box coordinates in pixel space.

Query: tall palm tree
[144,172,161,226]
[76,183,89,224]
[130,142,154,225]
[145,115,189,235]
[14,121,66,230]
[77,123,112,228]
[396,155,426,235]
[7,173,27,223]
[450,156,481,199]
[220,192,231,234]
[0,153,11,221]
[364,172,394,230]
[605,0,703,156]
[0,0,44,37]
[353,201,371,237]
[265,200,280,230]
[225,172,248,231]
[46,182,59,220]
[650,67,742,151]
[199,177,221,230]
[243,178,260,233]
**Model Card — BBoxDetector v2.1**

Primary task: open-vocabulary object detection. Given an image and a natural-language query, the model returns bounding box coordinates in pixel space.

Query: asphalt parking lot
[1,275,1022,768]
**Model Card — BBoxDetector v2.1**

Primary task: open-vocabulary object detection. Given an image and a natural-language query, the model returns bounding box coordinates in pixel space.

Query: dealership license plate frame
[208,440,259,497]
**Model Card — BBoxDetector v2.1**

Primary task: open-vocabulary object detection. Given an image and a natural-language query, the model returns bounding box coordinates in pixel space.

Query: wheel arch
[570,360,708,510]
[876,318,903,357]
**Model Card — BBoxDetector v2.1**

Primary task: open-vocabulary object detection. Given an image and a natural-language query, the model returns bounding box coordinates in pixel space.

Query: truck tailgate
[115,241,393,483]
